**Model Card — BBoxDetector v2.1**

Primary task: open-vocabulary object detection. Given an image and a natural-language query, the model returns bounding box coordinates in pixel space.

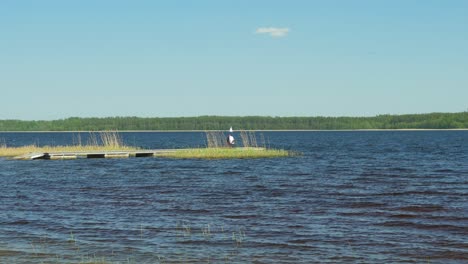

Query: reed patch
[1,130,295,159]
[157,147,291,159]
[0,131,138,157]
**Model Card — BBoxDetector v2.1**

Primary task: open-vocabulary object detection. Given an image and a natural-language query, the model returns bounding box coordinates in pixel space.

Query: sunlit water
[0,131,467,263]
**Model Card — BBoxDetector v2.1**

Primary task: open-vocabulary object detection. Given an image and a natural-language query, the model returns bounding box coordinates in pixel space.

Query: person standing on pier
[227,127,235,147]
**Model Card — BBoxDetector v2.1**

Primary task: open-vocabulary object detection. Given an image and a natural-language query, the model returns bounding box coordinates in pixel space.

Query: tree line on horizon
[0,112,467,131]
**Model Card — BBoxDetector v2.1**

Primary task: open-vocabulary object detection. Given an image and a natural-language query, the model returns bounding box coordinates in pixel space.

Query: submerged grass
[157,147,291,159]
[2,221,250,263]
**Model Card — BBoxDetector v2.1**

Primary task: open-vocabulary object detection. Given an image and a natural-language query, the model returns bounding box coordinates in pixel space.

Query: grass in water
[0,130,295,159]
[157,147,291,159]
[0,131,139,157]
[1,222,250,263]
[180,130,292,159]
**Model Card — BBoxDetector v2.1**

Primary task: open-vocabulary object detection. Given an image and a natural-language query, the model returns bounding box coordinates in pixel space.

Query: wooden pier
[13,150,177,160]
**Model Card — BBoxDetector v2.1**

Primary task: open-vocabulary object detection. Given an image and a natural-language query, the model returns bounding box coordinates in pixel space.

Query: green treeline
[1,112,468,131]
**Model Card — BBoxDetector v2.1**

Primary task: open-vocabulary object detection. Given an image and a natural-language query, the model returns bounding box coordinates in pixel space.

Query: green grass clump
[156,147,291,159]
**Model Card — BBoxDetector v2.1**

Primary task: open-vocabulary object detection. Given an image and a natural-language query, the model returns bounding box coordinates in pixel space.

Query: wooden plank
[50,154,77,160]
[12,153,45,160]
[105,153,130,158]
[13,149,178,160]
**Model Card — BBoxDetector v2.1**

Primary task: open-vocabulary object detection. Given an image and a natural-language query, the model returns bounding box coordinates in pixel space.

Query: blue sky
[1,0,467,120]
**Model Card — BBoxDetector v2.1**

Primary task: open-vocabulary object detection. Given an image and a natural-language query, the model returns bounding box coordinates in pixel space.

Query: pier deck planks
[13,150,177,160]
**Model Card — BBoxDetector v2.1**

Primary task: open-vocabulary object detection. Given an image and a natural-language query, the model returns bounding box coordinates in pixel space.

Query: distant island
[1,112,468,131]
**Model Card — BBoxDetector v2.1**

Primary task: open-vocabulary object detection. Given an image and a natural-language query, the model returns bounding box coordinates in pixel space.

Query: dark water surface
[0,131,467,263]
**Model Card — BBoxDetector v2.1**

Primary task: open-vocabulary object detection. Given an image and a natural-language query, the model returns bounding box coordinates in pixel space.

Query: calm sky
[1,0,467,120]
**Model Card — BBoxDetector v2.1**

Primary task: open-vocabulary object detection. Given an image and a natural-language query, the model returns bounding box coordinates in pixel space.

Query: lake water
[0,131,467,263]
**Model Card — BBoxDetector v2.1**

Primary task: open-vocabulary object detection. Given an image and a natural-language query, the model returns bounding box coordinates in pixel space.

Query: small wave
[222,171,242,175]
[338,212,367,217]
[248,240,317,252]
[0,249,23,257]
[427,251,468,260]
[173,208,211,214]
[178,165,211,170]
[287,238,316,244]
[423,215,468,222]
[135,185,160,190]
[268,190,285,197]
[338,211,383,218]
[377,221,467,233]
[432,240,468,250]
[288,208,304,214]
[287,172,312,176]
[371,190,452,196]
[348,202,386,208]
[390,167,415,172]
[9,220,30,225]
[224,214,258,219]
[405,190,452,195]
[388,214,418,219]
[253,184,268,190]
[81,221,108,226]
[287,225,305,229]
[373,191,407,196]
[398,205,445,212]
[175,240,221,246]
[376,220,412,227]
[420,224,468,233]
[433,169,456,173]
[400,250,468,261]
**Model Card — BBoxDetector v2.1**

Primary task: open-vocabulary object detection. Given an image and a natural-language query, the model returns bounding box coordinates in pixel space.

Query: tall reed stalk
[205,131,228,148]
[239,130,266,148]
[205,130,268,148]
[77,131,125,148]
[96,130,124,148]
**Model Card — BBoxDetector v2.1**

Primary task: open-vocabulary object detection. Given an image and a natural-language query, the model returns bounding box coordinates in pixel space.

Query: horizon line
[1,111,467,121]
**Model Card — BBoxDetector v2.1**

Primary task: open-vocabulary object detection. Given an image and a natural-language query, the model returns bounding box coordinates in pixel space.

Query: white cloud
[255,27,290,38]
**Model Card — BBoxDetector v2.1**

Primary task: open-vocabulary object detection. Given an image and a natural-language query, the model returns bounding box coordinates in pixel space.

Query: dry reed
[0,131,137,158]
[239,130,263,148]
[206,130,267,148]
[205,131,228,148]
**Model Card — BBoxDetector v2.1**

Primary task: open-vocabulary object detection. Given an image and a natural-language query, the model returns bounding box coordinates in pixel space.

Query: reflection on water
[0,131,467,263]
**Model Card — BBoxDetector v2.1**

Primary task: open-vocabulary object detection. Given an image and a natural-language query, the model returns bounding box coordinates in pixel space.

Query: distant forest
[1,112,468,131]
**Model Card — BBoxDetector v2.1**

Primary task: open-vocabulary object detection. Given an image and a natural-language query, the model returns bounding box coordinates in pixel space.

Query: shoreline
[0,129,468,133]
